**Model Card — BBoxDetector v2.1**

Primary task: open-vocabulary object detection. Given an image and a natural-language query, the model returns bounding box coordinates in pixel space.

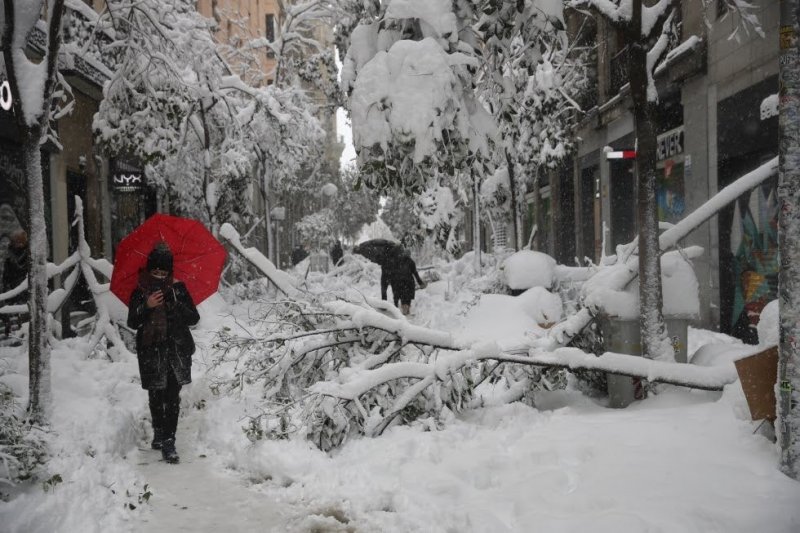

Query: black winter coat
[127,281,200,390]
[381,254,423,305]
[330,243,343,267]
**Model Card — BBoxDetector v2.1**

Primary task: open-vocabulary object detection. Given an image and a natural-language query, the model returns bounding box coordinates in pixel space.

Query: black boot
[151,427,164,450]
[161,438,179,464]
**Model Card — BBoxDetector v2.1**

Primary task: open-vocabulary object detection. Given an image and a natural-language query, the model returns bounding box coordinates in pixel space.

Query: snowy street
[3,257,800,532]
[130,417,289,532]
[2,0,800,531]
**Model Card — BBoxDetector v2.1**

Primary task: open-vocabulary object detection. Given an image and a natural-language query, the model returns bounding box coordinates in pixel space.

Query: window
[265,14,276,58]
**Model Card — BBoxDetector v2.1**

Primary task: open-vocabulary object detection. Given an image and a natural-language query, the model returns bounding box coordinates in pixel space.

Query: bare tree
[1,0,67,424]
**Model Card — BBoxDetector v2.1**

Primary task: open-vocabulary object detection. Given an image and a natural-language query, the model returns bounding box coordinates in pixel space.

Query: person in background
[381,249,426,316]
[330,240,343,267]
[291,243,309,266]
[127,242,199,464]
[1,229,28,337]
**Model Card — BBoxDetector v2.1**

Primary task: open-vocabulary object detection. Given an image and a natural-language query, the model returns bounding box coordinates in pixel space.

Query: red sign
[606,150,636,159]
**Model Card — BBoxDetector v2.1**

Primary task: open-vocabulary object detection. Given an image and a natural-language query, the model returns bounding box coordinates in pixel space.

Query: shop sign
[657,126,684,161]
[111,159,145,192]
[0,80,12,112]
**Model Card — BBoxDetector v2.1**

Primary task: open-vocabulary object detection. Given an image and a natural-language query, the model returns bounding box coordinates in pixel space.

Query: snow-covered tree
[94,1,244,232]
[338,1,585,253]
[94,0,327,238]
[381,194,425,248]
[1,0,68,424]
[338,0,496,197]
[469,0,588,249]
[332,167,381,241]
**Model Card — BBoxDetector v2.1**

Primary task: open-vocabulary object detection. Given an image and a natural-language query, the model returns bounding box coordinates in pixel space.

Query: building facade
[544,1,780,343]
[0,1,136,277]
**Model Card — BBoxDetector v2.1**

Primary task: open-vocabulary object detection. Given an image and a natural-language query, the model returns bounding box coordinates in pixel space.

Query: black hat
[147,242,173,272]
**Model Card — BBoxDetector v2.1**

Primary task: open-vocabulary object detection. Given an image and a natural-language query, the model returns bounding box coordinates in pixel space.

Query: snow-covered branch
[545,156,779,349]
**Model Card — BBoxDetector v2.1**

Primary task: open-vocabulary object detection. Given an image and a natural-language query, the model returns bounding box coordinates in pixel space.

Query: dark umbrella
[110,214,227,306]
[352,239,405,267]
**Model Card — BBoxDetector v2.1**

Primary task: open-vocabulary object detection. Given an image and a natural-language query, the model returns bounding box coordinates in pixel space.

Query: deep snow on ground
[0,339,147,532]
[2,255,800,532]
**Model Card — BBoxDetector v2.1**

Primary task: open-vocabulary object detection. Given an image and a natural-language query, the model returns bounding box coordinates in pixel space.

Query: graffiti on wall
[657,159,686,222]
[730,182,779,341]
[656,126,686,223]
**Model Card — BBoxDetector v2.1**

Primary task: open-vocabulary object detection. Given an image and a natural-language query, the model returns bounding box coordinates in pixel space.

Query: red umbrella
[110,214,226,306]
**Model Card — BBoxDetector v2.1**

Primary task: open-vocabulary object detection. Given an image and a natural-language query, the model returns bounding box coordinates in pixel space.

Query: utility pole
[778,0,800,480]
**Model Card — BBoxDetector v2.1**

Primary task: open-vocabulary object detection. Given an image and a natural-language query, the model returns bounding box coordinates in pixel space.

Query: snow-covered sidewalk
[3,276,800,532]
[130,406,289,533]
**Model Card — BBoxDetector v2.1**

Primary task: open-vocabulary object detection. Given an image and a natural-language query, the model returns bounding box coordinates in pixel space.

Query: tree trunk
[628,4,671,362]
[264,188,275,264]
[777,0,800,480]
[505,149,521,251]
[2,0,66,424]
[22,132,52,423]
[472,168,481,272]
[199,108,218,236]
[533,167,542,250]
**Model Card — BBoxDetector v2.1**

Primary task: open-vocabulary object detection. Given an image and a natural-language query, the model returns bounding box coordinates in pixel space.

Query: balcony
[25,5,115,90]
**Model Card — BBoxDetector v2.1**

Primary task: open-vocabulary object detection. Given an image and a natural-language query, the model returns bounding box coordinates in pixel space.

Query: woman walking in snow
[127,242,199,464]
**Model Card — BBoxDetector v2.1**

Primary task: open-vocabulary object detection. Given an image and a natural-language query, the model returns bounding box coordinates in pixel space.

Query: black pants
[148,371,182,440]
[390,277,415,306]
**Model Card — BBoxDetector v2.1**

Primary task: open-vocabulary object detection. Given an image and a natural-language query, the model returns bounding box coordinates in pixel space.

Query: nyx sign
[111,158,145,191]
[114,174,143,186]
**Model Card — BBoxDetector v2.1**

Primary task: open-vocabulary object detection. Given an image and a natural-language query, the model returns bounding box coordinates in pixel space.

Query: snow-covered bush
[503,250,557,291]
[0,382,47,493]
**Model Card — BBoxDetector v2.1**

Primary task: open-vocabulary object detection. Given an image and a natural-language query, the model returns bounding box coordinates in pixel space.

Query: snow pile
[0,340,148,533]
[583,250,700,319]
[502,250,557,290]
[757,299,779,346]
[196,384,800,533]
[517,286,563,325]
[455,287,562,347]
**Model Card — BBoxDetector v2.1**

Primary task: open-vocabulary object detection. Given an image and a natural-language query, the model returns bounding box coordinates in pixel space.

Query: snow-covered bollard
[584,251,701,408]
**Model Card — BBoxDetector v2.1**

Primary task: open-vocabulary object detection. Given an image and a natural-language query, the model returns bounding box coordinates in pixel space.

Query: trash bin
[598,316,690,408]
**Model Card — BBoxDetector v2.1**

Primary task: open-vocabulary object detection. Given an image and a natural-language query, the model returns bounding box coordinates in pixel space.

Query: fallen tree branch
[545,157,778,350]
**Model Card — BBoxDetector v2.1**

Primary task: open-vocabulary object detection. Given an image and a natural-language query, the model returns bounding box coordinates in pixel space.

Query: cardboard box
[734,346,778,421]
